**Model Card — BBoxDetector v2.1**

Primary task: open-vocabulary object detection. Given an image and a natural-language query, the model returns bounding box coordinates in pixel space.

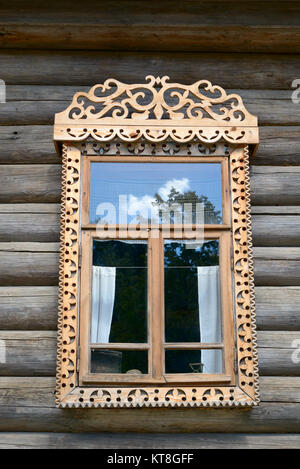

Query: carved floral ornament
[54,76,259,152]
[54,77,259,408]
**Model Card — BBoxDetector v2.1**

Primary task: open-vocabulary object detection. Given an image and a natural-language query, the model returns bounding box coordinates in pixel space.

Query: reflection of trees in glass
[92,188,221,373]
[93,240,147,343]
[164,240,219,344]
[152,188,222,225]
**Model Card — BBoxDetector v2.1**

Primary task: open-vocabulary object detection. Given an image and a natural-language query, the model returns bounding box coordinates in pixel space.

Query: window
[54,76,260,407]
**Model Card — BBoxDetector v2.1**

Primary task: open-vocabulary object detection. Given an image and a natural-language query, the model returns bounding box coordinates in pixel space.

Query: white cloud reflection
[127,178,190,220]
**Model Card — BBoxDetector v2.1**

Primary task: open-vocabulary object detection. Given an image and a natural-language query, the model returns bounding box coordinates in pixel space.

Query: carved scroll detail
[57,76,256,125]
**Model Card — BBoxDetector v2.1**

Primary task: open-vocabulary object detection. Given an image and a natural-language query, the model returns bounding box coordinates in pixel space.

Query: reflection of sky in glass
[90,162,222,224]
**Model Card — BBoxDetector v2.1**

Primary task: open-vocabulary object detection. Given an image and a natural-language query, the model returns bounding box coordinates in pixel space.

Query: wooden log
[0,213,60,242]
[0,50,299,89]
[252,207,300,215]
[255,287,300,330]
[254,247,300,286]
[1,126,299,166]
[250,167,300,206]
[0,377,55,408]
[1,165,300,205]
[252,216,300,247]
[0,1,300,53]
[0,204,60,213]
[1,285,299,331]
[255,127,300,167]
[1,90,299,125]
[0,401,300,433]
[0,165,61,203]
[0,331,299,377]
[259,376,300,403]
[0,125,59,164]
[0,331,57,376]
[0,251,59,285]
[1,431,300,449]
[0,286,58,330]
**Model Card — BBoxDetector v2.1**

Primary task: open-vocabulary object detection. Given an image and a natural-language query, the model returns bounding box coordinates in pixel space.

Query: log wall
[0,0,300,449]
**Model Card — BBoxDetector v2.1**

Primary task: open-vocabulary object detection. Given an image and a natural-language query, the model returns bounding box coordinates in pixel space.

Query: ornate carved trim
[230,145,259,403]
[56,141,259,409]
[82,140,231,157]
[56,144,80,405]
[54,76,259,152]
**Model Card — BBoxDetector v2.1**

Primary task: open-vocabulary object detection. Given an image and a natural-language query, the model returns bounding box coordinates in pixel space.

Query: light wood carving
[54,77,259,408]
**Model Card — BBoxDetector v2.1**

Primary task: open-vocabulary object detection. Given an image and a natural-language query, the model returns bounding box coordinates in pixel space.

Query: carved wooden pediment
[54,76,259,152]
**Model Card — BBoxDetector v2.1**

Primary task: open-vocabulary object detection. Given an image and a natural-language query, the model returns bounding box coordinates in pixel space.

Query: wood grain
[0,50,298,89]
[0,1,299,53]
[1,431,300,449]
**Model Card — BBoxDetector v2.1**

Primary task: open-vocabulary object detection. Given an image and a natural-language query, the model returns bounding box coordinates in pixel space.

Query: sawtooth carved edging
[54,77,259,408]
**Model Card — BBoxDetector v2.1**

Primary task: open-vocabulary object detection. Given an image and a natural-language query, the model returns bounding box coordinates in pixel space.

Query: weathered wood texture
[0,331,299,377]
[255,287,300,330]
[0,287,58,330]
[1,126,300,166]
[1,401,300,433]
[1,431,300,449]
[0,50,299,89]
[0,1,300,53]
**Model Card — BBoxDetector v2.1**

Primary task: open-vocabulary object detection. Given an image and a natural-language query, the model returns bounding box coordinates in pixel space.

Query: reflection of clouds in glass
[127,178,190,218]
[157,178,190,200]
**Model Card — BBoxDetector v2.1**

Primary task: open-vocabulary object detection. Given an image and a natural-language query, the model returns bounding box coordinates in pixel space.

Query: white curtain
[91,266,116,343]
[197,265,222,373]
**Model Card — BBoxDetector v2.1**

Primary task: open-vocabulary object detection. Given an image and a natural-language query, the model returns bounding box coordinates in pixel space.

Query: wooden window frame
[54,76,259,408]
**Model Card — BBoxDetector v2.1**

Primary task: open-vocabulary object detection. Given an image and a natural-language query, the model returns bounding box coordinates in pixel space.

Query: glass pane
[165,349,223,374]
[164,239,222,343]
[91,349,148,374]
[90,162,222,225]
[91,239,147,343]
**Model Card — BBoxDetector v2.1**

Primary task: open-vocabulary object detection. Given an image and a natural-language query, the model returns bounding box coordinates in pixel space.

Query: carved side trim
[56,144,80,405]
[230,145,259,403]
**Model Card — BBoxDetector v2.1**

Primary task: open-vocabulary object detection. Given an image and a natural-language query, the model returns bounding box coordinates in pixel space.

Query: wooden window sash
[79,228,234,386]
